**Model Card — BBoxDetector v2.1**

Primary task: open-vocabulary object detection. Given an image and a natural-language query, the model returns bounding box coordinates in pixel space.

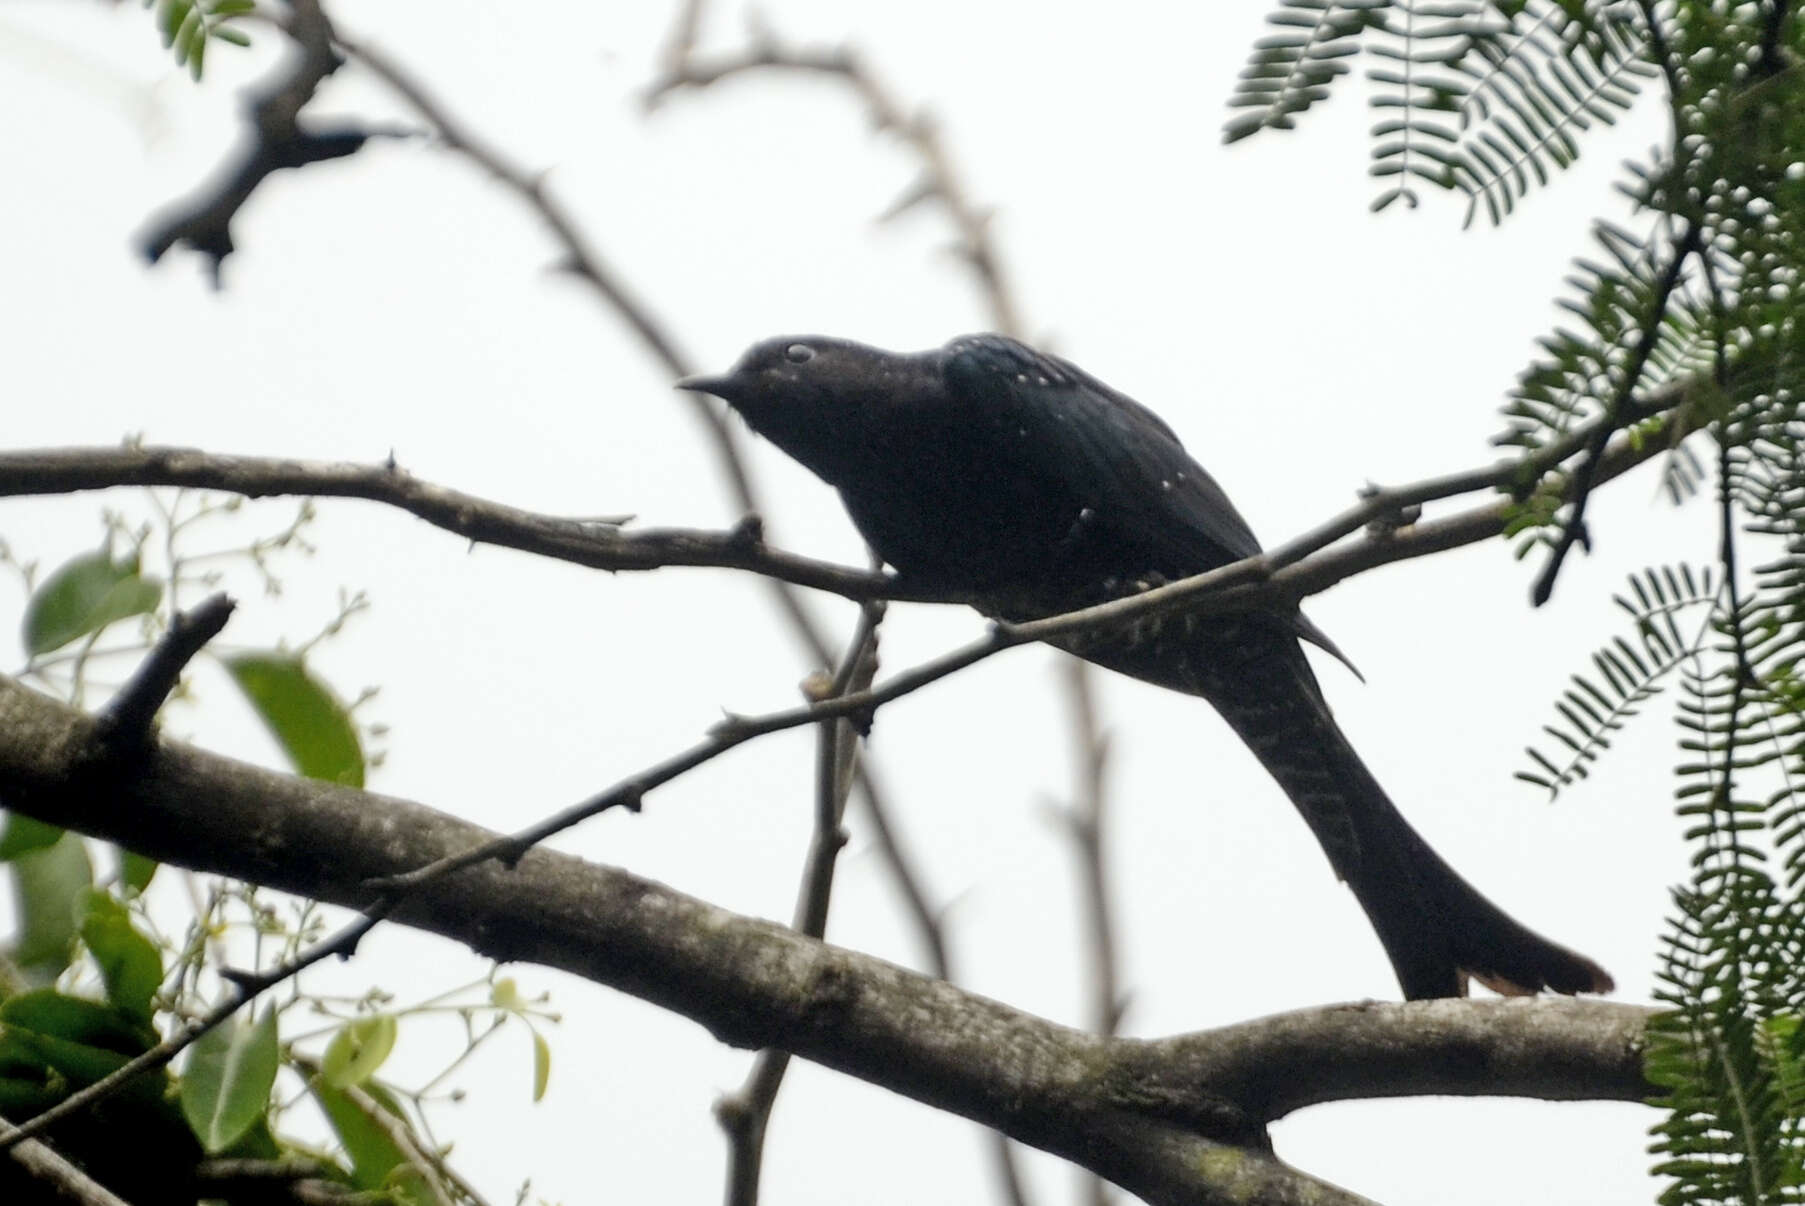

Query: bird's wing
[942,333,1264,572]
[943,334,1363,677]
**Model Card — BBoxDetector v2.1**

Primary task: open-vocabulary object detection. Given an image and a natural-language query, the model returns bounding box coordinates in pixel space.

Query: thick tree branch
[1130,997,1653,1122]
[0,674,1654,1206]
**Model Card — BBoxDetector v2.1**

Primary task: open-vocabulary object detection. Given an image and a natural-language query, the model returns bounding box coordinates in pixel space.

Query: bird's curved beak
[674,373,734,398]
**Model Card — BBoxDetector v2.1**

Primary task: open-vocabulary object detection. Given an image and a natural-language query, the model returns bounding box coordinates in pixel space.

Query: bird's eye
[784,343,816,364]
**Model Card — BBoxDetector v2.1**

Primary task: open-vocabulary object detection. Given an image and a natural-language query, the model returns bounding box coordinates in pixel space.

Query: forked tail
[1065,614,1613,999]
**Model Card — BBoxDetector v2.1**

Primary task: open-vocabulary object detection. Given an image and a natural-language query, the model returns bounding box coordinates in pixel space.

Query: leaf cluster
[1,497,551,1205]
[1226,1,1656,220]
[147,0,255,80]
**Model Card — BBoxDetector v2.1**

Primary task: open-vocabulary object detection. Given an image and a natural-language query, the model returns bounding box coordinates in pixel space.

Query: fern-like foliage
[1364,1,1484,212]
[1224,1,1392,144]
[1518,564,1718,795]
[1647,619,1805,1205]
[1469,6,1804,1199]
[146,0,254,81]
[1229,1,1655,218]
[1445,1,1655,225]
[1236,1,1805,1198]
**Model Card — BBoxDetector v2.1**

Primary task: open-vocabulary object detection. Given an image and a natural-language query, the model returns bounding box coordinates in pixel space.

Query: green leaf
[174,7,203,64]
[22,549,163,656]
[5,831,94,985]
[322,1014,397,1088]
[311,1077,432,1204]
[224,654,365,786]
[212,25,251,47]
[158,0,191,49]
[116,846,160,894]
[1,988,157,1055]
[78,889,163,1023]
[0,813,65,861]
[531,1028,550,1102]
[1,1026,135,1087]
[181,1007,280,1152]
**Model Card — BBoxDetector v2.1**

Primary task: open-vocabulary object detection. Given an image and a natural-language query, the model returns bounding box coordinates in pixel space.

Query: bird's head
[677,336,934,484]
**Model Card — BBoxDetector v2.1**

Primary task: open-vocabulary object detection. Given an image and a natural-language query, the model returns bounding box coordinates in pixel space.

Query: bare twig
[140,0,379,278]
[94,593,235,752]
[717,603,883,1206]
[1056,659,1121,1206]
[0,446,901,603]
[1059,661,1123,1042]
[645,22,1022,336]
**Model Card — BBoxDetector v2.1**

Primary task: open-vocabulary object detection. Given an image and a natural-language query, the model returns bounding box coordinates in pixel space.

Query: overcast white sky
[1,3,1715,1204]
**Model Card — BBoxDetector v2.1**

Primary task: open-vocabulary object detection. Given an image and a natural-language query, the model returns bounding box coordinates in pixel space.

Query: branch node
[95,593,236,754]
[728,513,766,549]
[709,712,753,740]
[1356,484,1422,537]
[218,966,262,993]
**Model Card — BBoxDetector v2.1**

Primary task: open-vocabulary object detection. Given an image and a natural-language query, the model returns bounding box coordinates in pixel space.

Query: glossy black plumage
[679,333,1612,1000]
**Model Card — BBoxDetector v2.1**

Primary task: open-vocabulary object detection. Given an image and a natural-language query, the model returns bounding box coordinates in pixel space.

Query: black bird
[679,333,1613,1000]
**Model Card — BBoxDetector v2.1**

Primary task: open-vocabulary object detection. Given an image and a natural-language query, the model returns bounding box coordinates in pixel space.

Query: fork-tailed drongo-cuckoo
[678,332,1612,1000]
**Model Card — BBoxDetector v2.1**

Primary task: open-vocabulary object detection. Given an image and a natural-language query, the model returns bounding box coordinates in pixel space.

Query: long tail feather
[1059,613,1613,1000]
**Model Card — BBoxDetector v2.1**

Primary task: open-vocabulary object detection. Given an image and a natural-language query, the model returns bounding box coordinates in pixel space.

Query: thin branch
[139,0,378,279]
[1058,659,1124,1040]
[718,603,882,1206]
[0,445,900,602]
[850,766,950,976]
[1529,219,1700,605]
[368,608,1008,897]
[1057,659,1121,1206]
[645,21,1022,336]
